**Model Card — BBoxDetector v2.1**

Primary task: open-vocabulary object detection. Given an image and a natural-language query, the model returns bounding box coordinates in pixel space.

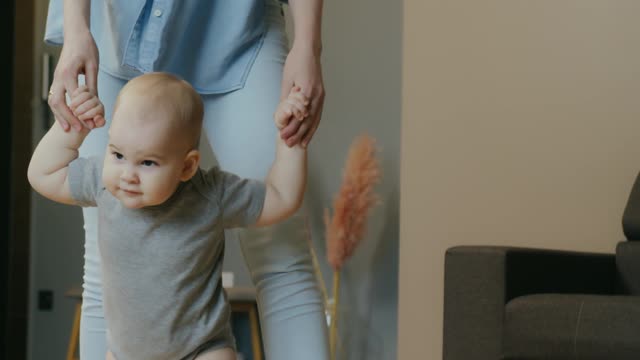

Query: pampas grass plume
[325,134,381,270]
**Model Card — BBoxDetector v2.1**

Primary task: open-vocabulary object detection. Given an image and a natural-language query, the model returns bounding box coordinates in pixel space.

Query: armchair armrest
[617,241,640,294]
[443,246,616,360]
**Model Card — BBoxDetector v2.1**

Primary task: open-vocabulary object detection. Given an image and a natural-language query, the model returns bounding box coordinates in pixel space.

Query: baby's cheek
[157,182,177,202]
[102,166,119,192]
[139,177,162,203]
[156,178,180,204]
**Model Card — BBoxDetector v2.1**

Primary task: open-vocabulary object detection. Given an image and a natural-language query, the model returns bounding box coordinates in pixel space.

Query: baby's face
[102,102,191,209]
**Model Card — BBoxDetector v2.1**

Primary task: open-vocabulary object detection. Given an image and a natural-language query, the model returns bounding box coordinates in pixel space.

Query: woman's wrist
[63,0,91,42]
[291,40,322,58]
[288,0,323,57]
[63,20,92,41]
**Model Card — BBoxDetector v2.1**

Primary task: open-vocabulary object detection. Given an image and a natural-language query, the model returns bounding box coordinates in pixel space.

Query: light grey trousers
[77,5,329,359]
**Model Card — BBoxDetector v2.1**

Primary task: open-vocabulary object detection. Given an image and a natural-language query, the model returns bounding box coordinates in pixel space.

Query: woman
[44,0,327,358]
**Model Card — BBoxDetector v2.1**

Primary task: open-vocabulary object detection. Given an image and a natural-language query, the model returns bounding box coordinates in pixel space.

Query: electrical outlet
[222,272,234,288]
[38,290,53,311]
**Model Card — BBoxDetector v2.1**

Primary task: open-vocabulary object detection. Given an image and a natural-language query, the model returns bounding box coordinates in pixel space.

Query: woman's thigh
[201,19,287,178]
[200,1,315,275]
[78,70,127,360]
[201,6,329,359]
[78,70,126,309]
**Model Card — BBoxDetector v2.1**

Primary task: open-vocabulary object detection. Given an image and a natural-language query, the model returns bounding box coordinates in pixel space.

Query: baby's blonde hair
[114,72,204,149]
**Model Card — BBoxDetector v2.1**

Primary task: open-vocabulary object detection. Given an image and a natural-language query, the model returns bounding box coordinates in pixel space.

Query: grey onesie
[68,157,266,360]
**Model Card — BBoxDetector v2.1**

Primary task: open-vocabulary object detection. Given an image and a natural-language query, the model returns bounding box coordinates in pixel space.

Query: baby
[28,72,310,360]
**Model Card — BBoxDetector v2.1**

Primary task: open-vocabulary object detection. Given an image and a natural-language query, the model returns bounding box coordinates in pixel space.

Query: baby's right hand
[68,85,105,129]
[274,86,309,130]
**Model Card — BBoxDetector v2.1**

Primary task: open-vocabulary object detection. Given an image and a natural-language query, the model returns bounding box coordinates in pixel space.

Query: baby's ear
[180,149,200,181]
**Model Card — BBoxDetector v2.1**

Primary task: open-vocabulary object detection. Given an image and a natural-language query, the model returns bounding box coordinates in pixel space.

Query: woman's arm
[64,0,91,37]
[48,0,102,132]
[288,0,323,57]
[279,0,325,148]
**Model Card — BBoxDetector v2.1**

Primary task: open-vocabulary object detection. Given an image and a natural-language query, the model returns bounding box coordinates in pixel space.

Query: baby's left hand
[274,86,309,130]
[69,85,106,129]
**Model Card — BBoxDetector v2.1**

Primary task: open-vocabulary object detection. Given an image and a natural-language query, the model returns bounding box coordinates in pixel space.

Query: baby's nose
[120,168,138,183]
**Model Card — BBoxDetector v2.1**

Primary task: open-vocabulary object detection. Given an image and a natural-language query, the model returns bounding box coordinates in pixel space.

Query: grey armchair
[443,173,640,360]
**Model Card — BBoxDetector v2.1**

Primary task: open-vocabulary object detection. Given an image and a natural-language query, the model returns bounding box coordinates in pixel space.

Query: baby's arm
[27,120,89,204]
[254,87,309,227]
[27,87,103,204]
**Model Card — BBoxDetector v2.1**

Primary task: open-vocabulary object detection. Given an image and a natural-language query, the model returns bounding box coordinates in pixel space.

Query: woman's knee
[238,214,315,282]
[79,312,108,359]
[254,269,325,317]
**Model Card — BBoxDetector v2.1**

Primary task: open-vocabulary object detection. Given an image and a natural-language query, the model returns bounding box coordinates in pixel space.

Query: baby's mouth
[120,187,142,196]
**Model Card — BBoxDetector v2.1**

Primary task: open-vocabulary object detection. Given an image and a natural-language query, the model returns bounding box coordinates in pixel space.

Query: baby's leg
[106,350,116,360]
[194,347,236,360]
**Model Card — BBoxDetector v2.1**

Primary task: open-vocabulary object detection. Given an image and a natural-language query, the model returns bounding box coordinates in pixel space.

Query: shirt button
[153,9,163,17]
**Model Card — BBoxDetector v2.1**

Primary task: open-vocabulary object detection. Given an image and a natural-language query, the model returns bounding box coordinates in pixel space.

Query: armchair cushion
[503,294,640,360]
[444,246,616,360]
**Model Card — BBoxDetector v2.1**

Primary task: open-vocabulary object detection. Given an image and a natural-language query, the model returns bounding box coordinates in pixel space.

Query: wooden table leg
[66,302,81,360]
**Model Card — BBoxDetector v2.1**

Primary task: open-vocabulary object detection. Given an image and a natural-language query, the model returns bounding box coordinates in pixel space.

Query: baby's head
[103,72,203,209]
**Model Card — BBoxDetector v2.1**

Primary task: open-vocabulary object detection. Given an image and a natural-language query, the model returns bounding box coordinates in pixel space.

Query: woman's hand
[279,44,325,148]
[48,30,102,132]
[275,86,309,130]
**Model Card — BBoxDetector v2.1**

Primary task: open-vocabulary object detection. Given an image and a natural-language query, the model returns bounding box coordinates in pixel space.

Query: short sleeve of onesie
[201,167,266,228]
[68,157,104,207]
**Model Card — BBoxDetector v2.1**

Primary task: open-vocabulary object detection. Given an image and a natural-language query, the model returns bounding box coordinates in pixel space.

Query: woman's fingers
[84,61,99,97]
[49,82,81,131]
[48,62,88,131]
[302,108,322,147]
[279,85,324,147]
[285,121,311,147]
[301,91,324,147]
[279,118,301,140]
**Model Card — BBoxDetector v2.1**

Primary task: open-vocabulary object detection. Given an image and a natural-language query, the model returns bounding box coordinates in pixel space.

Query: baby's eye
[141,160,157,167]
[113,152,123,160]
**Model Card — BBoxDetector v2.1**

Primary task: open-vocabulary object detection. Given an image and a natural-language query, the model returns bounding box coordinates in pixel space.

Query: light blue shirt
[45,0,284,94]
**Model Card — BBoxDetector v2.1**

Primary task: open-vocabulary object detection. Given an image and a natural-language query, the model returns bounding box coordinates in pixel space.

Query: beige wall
[399,1,640,358]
